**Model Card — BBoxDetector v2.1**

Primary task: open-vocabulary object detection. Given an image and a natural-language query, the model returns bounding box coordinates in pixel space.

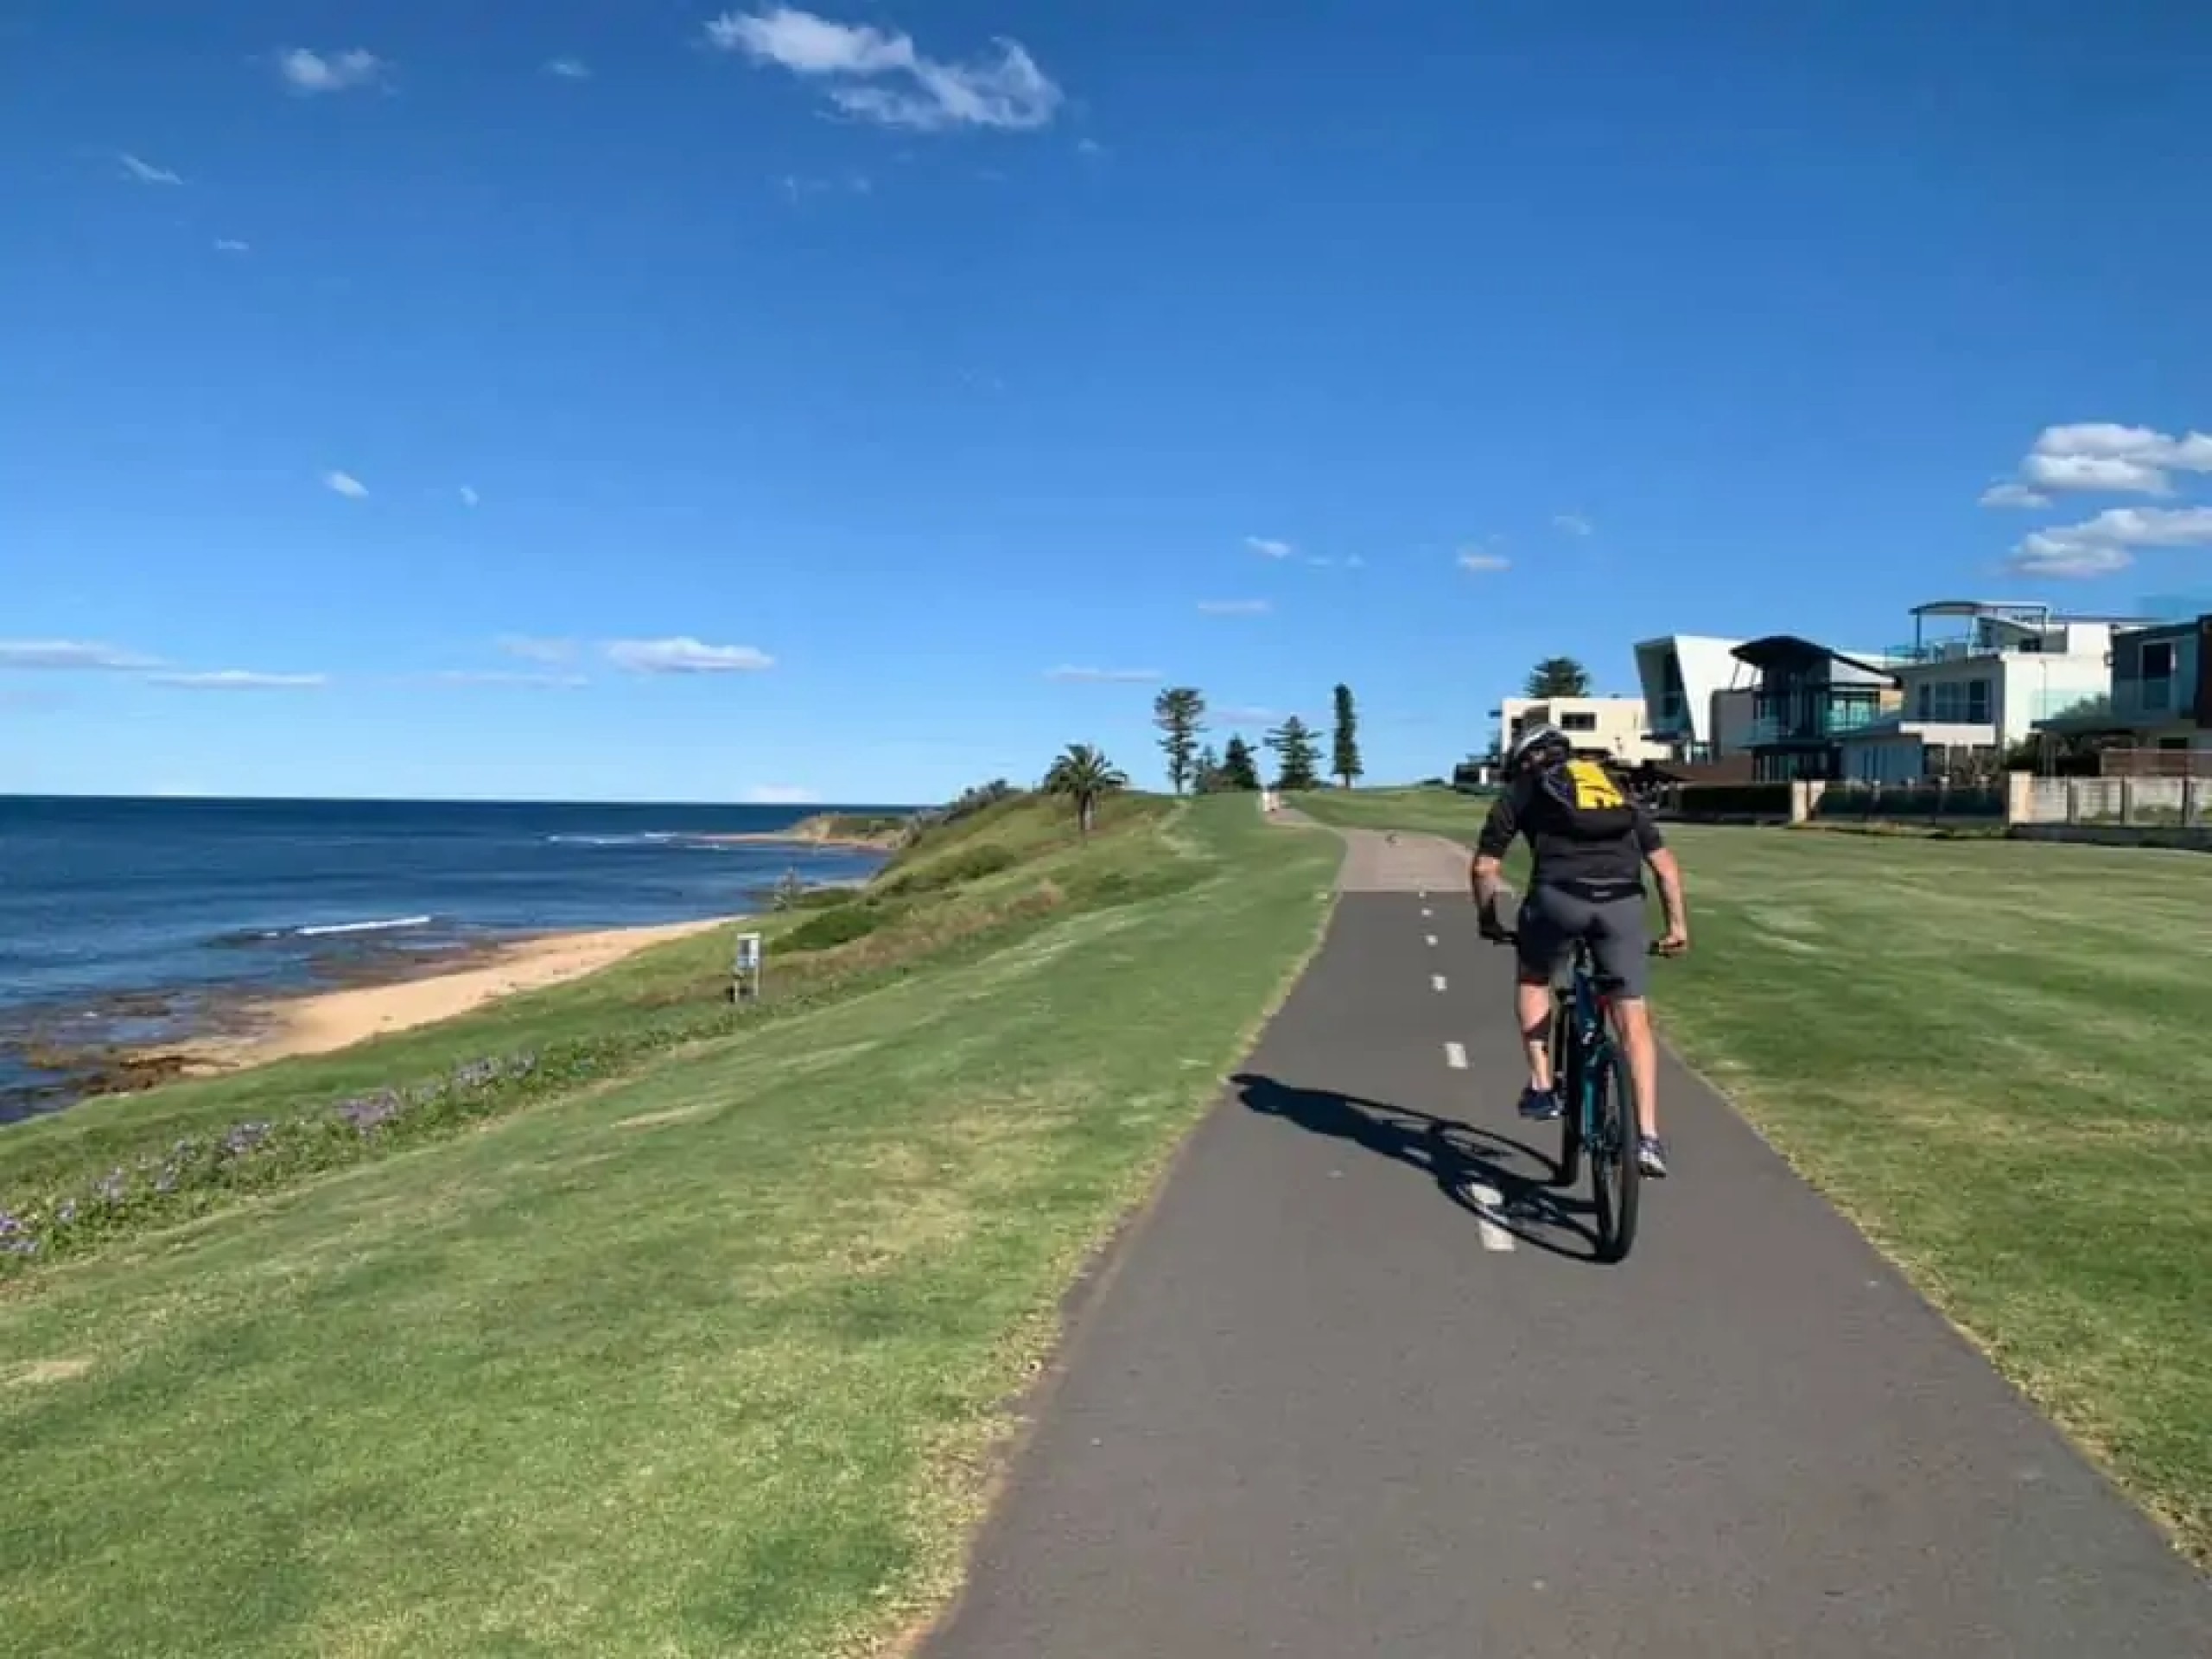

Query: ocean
[0,796,902,1117]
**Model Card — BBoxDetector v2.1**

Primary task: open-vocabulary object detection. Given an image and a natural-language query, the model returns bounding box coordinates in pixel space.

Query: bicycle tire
[1550,987,1581,1187]
[1589,1039,1641,1264]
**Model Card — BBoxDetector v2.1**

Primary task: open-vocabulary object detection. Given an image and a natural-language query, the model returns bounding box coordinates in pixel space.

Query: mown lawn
[1298,791,2212,1563]
[0,796,1340,1657]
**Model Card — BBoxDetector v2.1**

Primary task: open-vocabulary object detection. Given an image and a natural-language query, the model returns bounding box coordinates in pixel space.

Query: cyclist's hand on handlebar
[1654,925,1689,957]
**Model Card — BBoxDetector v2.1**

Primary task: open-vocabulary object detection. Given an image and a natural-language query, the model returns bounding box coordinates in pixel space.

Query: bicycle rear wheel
[1550,988,1580,1187]
[1588,1039,1641,1264]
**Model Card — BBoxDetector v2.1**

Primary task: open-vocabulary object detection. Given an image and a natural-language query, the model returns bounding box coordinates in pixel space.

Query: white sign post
[733,931,765,1004]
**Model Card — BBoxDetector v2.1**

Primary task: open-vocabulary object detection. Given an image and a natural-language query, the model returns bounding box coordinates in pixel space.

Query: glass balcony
[2112,678,2180,721]
[1748,701,1886,745]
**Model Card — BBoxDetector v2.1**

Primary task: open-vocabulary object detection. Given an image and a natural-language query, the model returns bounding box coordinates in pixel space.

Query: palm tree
[1043,743,1128,836]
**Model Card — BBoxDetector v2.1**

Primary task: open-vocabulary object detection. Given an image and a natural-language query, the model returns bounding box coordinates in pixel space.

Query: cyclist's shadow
[1232,1071,1605,1262]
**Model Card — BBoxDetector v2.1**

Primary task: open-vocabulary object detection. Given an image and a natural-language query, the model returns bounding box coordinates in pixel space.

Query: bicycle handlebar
[1482,927,1675,958]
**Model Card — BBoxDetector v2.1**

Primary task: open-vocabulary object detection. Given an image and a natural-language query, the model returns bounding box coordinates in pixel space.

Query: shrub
[1675,782,1793,818]
[880,842,1020,896]
[785,902,899,952]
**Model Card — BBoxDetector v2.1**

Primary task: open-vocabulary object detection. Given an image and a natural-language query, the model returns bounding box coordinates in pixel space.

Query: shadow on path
[1233,1071,1605,1262]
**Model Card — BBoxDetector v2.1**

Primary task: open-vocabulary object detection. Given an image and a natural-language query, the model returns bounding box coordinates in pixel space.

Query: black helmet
[1508,721,1570,773]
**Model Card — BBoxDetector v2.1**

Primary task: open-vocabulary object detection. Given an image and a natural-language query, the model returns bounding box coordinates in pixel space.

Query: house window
[1916,683,1931,720]
[2145,641,2176,679]
[1560,711,1597,732]
[1967,678,1991,723]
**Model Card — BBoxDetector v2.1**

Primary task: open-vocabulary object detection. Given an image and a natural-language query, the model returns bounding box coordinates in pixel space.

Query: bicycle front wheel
[1589,1040,1641,1265]
[1550,990,1580,1188]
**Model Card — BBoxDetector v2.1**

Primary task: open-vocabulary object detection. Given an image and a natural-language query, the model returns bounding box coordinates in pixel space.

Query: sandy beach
[179,915,736,1071]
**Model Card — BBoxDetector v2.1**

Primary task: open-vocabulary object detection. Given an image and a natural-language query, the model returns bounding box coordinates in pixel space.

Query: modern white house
[1834,601,2134,783]
[1630,635,1749,762]
[1492,696,1669,767]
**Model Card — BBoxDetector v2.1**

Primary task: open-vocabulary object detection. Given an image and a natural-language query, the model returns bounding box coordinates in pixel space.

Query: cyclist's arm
[1636,808,1688,942]
[1470,785,1522,922]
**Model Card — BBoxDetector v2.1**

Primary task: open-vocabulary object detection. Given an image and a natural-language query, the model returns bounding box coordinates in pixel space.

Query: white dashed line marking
[1421,906,1433,918]
[1418,889,1428,899]
[1444,1041,1467,1070]
[1466,1183,1516,1251]
[1431,974,1447,992]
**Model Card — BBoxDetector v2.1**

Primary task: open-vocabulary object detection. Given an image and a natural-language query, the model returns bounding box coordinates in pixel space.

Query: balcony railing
[1748,701,1888,745]
[2112,678,2181,721]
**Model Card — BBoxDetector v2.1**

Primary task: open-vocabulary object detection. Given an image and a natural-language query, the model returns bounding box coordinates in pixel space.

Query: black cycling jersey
[1476,768,1665,899]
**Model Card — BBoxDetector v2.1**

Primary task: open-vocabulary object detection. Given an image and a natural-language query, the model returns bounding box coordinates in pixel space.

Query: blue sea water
[0,795,900,1112]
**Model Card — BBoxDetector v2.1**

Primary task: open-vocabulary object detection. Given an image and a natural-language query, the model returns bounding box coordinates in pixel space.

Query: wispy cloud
[2005,505,2212,579]
[1306,553,1365,569]
[497,634,576,664]
[606,637,775,674]
[1213,704,1279,726]
[742,784,818,804]
[1458,549,1511,573]
[543,57,591,79]
[1197,599,1271,615]
[704,7,1063,134]
[1245,536,1293,559]
[323,470,369,499]
[778,170,874,201]
[1076,137,1105,156]
[1044,665,1162,683]
[277,47,388,95]
[1983,422,2212,506]
[459,485,480,508]
[119,152,182,185]
[0,639,161,671]
[213,238,251,254]
[1552,512,1593,537]
[147,670,327,690]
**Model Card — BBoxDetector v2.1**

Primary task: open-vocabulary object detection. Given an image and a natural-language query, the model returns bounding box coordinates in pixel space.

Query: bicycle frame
[1556,940,1616,1143]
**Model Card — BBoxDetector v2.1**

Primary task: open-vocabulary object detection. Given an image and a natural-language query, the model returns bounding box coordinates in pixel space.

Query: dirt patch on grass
[6,1357,92,1387]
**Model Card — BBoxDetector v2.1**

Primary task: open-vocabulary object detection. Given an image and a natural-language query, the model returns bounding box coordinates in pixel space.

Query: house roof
[1729,635,1902,682]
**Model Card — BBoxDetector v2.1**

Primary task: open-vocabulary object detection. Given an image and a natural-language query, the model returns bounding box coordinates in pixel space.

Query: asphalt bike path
[921,827,2212,1657]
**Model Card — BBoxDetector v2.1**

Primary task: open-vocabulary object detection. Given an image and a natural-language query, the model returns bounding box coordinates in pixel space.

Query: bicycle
[1487,925,1666,1265]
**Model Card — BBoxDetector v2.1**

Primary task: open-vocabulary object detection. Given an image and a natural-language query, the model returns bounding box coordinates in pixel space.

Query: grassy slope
[0,794,1341,1658]
[1297,791,2212,1561]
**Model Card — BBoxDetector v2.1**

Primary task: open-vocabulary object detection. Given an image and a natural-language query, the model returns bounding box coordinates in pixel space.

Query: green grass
[0,793,1340,1657]
[1297,794,2212,1563]
[1291,785,1492,837]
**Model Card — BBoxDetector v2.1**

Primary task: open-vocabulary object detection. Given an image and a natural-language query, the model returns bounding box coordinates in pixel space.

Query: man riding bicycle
[1470,722,1689,1178]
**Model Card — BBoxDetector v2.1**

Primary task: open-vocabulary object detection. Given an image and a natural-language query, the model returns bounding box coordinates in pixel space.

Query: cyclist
[1470,722,1689,1177]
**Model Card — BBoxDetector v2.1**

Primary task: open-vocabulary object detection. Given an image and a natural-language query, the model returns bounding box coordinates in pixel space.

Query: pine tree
[1265,715,1322,792]
[1219,734,1262,791]
[1330,683,1363,788]
[1192,742,1223,794]
[1152,686,1207,795]
[1524,656,1592,698]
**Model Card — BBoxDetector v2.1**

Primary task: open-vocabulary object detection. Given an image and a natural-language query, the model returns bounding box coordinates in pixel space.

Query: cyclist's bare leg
[1516,975,1554,1092]
[1608,995,1660,1139]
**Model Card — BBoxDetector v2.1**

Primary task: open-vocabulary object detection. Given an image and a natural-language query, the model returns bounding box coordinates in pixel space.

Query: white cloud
[2005,505,2212,578]
[705,8,1063,134]
[1197,599,1271,615]
[0,639,161,671]
[1305,554,1366,569]
[1044,665,1162,683]
[1245,536,1293,559]
[213,238,251,253]
[742,784,817,804]
[119,153,181,185]
[459,485,480,507]
[1213,704,1278,725]
[607,637,775,674]
[1077,137,1105,156]
[497,634,576,663]
[1458,550,1511,573]
[323,470,369,499]
[1983,422,2212,506]
[278,48,388,94]
[148,670,327,690]
[1553,512,1593,537]
[544,57,591,79]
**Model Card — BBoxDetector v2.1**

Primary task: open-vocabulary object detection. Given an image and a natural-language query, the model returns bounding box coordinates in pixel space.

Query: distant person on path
[1470,723,1689,1177]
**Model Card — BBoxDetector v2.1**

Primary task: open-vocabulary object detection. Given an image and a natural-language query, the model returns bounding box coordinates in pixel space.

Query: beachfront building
[1491,696,1669,767]
[1729,636,1904,782]
[2033,611,2212,764]
[1834,601,2139,784]
[1629,635,1748,763]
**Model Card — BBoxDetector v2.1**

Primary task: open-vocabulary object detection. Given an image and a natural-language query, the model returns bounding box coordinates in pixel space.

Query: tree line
[1151,683,1363,795]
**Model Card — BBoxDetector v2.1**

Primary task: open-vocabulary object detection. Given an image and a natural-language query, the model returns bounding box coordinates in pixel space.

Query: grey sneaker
[1518,1085,1562,1122]
[1637,1135,1669,1179]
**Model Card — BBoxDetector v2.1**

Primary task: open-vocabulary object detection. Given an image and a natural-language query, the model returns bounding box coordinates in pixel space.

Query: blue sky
[4,1,2210,803]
